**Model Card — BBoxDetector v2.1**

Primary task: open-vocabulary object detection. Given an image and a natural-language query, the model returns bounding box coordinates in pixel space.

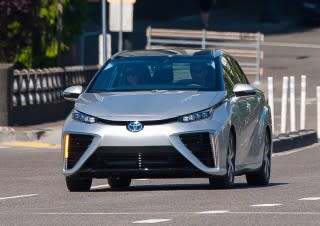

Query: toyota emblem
[127,121,144,132]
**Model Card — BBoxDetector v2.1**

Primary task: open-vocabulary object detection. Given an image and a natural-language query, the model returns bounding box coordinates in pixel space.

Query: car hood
[75,91,226,121]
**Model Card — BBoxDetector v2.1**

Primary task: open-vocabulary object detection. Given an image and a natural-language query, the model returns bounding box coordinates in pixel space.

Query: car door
[221,55,251,167]
[229,56,262,164]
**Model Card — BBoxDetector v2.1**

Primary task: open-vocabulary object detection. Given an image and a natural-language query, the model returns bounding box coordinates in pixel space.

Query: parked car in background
[62,49,272,191]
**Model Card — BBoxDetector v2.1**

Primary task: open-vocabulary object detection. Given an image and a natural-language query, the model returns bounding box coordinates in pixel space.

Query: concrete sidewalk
[0,118,317,153]
[0,120,64,147]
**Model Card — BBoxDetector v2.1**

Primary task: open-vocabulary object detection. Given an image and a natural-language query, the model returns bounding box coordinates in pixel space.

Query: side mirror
[233,84,256,97]
[63,85,83,101]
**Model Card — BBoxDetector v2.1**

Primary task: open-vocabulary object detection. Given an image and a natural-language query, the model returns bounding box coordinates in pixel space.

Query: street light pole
[102,0,107,63]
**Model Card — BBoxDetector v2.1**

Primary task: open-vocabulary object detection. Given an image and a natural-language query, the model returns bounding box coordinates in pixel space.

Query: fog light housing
[209,133,218,168]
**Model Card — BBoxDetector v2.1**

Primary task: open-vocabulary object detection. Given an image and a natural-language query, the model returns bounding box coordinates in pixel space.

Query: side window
[230,57,249,84]
[221,56,235,95]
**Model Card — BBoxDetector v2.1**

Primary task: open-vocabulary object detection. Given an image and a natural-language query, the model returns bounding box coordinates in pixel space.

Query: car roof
[111,49,222,60]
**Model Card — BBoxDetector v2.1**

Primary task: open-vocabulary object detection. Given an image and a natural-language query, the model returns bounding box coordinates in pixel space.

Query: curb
[0,127,318,153]
[0,127,45,143]
[273,130,318,153]
[0,127,15,142]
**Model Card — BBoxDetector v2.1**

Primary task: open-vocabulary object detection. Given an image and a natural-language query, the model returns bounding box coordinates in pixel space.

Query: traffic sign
[108,0,136,32]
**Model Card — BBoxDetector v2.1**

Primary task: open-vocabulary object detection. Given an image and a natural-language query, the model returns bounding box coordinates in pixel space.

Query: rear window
[88,56,224,92]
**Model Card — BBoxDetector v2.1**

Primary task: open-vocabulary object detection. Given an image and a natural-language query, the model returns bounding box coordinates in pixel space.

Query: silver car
[62,49,272,191]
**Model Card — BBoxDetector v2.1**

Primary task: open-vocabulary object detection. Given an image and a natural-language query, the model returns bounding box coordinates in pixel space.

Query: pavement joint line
[228,211,320,215]
[132,219,172,224]
[250,204,283,207]
[272,143,320,157]
[2,141,60,149]
[0,194,38,201]
[33,211,320,216]
[33,212,196,215]
[299,197,320,201]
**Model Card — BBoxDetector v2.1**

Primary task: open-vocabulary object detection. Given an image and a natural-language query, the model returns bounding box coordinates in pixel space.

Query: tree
[0,0,87,68]
[0,0,34,67]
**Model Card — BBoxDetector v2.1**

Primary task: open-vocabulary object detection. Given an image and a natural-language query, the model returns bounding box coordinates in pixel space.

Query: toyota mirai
[62,49,272,191]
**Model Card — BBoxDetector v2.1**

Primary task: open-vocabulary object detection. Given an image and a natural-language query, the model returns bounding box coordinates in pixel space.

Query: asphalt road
[248,27,320,135]
[0,144,320,226]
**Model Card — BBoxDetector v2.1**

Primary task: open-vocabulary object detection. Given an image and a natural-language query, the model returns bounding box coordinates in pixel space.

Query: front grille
[96,117,178,126]
[67,134,94,169]
[83,146,195,170]
[179,133,214,167]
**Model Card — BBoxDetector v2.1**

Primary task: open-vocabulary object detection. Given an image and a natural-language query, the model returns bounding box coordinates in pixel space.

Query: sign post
[101,0,107,63]
[107,0,136,52]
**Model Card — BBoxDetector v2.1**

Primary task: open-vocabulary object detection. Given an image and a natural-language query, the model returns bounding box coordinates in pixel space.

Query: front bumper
[62,116,227,178]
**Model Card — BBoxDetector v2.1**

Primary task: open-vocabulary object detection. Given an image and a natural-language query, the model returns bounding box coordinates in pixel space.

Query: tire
[209,131,235,189]
[108,177,131,190]
[66,176,92,192]
[246,131,271,186]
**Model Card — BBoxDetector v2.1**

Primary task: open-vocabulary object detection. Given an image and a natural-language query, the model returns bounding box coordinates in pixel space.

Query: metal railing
[146,26,264,84]
[12,65,98,107]
[7,65,99,125]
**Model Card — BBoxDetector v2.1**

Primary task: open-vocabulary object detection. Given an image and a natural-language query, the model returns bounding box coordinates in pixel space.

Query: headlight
[72,111,97,124]
[180,108,213,122]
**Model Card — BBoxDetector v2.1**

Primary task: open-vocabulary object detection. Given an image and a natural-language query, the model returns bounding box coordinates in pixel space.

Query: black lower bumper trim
[77,168,209,179]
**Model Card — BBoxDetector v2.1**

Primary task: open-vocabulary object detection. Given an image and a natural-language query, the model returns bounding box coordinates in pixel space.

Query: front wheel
[209,132,235,189]
[108,177,131,190]
[66,176,92,192]
[246,131,271,186]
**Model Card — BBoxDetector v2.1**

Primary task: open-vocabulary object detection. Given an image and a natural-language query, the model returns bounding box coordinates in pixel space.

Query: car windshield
[88,56,224,92]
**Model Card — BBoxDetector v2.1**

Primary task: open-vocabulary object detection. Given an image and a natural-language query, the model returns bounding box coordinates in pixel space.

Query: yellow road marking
[3,141,60,149]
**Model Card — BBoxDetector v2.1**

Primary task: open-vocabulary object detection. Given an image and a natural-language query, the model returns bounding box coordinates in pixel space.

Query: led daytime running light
[181,108,213,122]
[64,134,70,159]
[72,111,96,124]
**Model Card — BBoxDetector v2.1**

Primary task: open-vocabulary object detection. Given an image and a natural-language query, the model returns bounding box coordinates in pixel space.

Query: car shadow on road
[90,182,287,192]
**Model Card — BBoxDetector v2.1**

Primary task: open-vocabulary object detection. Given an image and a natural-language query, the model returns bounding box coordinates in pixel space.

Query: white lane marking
[197,210,230,214]
[0,146,8,149]
[272,143,320,157]
[251,204,282,207]
[136,179,150,181]
[90,184,110,189]
[273,97,316,104]
[299,197,320,201]
[263,41,320,49]
[132,219,171,224]
[0,194,38,201]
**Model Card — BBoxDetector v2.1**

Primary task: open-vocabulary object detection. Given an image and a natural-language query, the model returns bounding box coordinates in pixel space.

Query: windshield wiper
[151,90,169,93]
[87,89,108,93]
